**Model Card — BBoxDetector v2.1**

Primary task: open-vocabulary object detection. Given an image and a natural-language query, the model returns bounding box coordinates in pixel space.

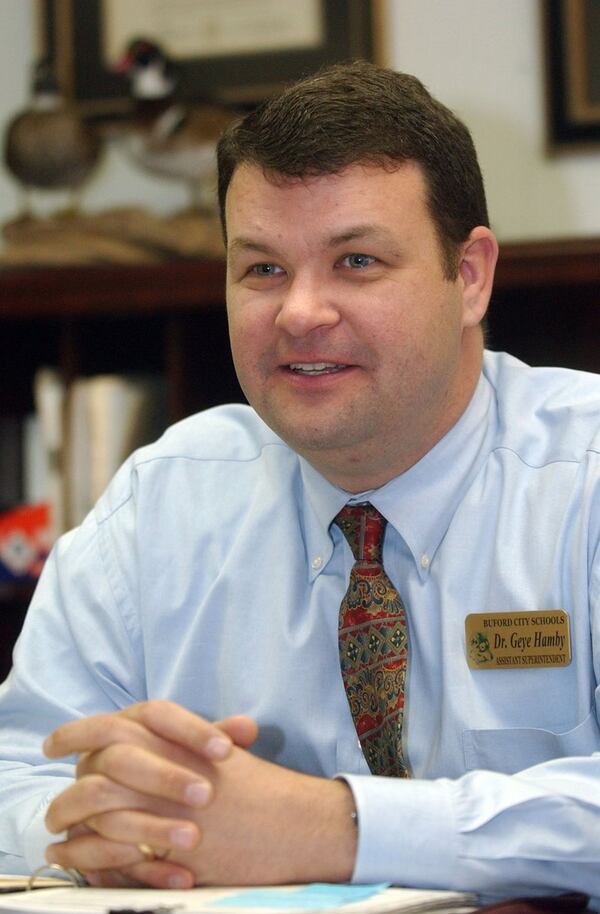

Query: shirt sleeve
[0,486,143,872]
[343,752,600,900]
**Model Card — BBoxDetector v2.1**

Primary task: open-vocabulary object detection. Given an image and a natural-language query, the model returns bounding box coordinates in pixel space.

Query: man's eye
[251,263,283,276]
[342,253,375,269]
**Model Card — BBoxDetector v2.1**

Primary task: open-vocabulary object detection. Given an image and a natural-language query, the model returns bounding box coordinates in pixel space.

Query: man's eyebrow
[326,224,401,253]
[227,237,278,259]
[227,225,401,258]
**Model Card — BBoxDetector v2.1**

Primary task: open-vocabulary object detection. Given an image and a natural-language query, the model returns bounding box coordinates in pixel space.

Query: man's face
[225,161,488,491]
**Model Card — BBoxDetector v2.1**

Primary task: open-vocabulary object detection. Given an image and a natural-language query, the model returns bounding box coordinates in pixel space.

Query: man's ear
[458,226,499,328]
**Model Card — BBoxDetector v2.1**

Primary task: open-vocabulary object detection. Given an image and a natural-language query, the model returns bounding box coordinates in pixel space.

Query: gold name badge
[465,610,571,669]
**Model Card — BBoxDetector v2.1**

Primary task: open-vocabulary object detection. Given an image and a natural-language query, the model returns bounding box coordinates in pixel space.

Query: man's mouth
[288,362,348,375]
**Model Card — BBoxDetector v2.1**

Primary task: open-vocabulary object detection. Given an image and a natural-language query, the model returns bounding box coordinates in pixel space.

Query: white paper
[0,883,478,914]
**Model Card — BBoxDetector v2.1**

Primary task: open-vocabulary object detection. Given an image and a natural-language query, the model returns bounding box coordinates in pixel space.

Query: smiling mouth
[288,362,348,375]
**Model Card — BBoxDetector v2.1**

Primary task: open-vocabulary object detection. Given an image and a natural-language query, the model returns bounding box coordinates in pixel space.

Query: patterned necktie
[335,503,409,777]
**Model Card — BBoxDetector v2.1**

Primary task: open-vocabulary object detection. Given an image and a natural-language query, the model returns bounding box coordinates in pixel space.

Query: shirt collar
[299,458,349,581]
[369,370,495,579]
[297,369,496,581]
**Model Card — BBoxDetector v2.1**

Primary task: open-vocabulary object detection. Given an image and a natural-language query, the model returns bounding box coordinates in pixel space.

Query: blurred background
[1,0,599,239]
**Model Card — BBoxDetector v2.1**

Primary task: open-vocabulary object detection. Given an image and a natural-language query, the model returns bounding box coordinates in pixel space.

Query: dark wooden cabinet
[489,237,600,373]
[0,258,243,421]
[0,239,598,680]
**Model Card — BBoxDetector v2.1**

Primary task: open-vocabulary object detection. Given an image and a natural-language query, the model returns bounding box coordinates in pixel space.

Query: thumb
[217,715,259,749]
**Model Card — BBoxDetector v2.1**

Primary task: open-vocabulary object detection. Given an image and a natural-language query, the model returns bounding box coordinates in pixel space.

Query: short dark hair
[217,60,489,279]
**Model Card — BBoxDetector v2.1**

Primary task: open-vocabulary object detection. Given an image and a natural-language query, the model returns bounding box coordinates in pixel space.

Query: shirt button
[312,556,323,570]
[420,554,430,569]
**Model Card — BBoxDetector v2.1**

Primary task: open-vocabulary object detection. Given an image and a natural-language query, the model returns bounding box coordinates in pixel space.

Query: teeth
[289,362,346,374]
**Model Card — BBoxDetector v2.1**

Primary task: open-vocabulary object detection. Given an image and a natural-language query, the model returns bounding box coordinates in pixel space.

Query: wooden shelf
[487,237,600,375]
[0,258,226,318]
[0,257,242,420]
[494,237,600,290]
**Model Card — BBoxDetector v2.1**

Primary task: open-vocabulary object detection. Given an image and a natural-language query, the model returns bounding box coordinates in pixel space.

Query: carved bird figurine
[115,39,235,213]
[3,60,102,219]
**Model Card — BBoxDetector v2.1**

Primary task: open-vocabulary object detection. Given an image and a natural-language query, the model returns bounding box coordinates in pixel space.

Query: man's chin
[267,419,362,457]
[251,394,375,456]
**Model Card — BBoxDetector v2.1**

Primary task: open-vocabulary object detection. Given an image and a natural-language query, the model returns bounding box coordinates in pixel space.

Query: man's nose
[274,278,340,337]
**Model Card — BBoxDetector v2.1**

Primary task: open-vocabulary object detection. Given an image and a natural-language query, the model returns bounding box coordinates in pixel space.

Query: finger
[123,702,234,761]
[76,736,211,782]
[85,864,195,890]
[118,860,196,890]
[46,775,141,834]
[46,833,142,871]
[79,743,213,807]
[82,869,143,888]
[218,715,259,749]
[83,809,200,853]
[44,714,165,759]
[45,772,204,835]
[44,701,234,763]
[50,831,140,887]
[45,834,195,888]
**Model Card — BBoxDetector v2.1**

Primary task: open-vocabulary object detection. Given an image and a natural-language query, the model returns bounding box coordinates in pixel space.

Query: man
[0,61,598,902]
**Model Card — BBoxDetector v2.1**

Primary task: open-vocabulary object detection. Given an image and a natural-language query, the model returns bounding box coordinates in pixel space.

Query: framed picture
[545,0,600,146]
[39,0,385,118]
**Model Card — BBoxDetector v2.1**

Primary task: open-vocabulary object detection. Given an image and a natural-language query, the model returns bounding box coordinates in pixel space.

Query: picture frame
[545,0,600,147]
[39,0,385,119]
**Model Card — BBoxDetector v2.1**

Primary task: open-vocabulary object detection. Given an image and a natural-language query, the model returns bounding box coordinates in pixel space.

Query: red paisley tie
[335,503,409,777]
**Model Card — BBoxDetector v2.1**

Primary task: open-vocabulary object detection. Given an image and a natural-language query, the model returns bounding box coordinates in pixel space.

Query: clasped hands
[43,701,357,888]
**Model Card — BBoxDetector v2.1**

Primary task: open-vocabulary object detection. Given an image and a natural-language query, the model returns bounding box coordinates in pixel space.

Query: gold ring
[137,843,169,862]
[137,842,156,861]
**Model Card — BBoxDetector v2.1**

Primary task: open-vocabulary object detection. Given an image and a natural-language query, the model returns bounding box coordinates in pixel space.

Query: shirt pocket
[462,707,600,774]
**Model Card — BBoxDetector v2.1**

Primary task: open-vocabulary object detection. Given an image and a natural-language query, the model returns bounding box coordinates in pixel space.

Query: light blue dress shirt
[0,351,598,903]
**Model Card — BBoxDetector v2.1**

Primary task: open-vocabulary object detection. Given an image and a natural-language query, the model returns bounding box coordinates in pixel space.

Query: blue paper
[210,883,390,910]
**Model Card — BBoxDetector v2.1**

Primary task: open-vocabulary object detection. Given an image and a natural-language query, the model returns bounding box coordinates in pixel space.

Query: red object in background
[0,503,51,581]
